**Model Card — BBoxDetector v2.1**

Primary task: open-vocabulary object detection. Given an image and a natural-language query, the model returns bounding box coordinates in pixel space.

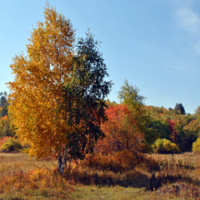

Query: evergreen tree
[59,32,113,173]
[174,103,186,115]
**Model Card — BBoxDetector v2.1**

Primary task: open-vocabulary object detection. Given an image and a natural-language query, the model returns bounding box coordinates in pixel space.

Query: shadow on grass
[62,165,200,192]
[149,172,200,190]
[62,168,150,188]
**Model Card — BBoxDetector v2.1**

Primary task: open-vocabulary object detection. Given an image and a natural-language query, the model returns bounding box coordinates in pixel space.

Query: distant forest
[1,89,200,153]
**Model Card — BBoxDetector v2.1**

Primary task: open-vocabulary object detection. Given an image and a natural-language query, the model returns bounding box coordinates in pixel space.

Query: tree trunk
[58,148,68,175]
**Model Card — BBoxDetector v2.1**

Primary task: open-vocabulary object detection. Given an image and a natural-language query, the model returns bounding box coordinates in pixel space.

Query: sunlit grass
[0,152,200,199]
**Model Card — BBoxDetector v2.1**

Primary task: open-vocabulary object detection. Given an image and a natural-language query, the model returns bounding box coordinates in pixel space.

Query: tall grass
[0,152,200,199]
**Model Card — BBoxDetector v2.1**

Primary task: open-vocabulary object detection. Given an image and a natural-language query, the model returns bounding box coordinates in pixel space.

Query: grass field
[0,152,200,199]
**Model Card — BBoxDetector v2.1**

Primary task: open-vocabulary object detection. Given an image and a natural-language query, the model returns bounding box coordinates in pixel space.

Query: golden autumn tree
[6,5,76,170]
[7,5,113,174]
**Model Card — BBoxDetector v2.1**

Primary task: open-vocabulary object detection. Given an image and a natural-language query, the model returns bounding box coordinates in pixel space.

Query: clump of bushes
[81,150,138,172]
[152,138,180,154]
[1,137,22,152]
[80,150,160,173]
[192,138,200,152]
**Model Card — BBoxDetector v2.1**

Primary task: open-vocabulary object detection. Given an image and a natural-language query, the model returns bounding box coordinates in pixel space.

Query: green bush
[1,142,14,152]
[7,138,22,149]
[192,138,200,152]
[152,138,180,154]
[1,138,22,152]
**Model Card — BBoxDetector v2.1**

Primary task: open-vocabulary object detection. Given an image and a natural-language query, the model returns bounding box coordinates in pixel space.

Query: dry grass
[0,152,200,199]
[149,152,200,181]
[0,152,57,177]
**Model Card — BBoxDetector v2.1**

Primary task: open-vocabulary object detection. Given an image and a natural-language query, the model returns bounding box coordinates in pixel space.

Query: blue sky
[0,0,200,114]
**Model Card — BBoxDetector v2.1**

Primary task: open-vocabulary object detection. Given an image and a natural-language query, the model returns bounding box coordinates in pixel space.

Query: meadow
[0,152,200,199]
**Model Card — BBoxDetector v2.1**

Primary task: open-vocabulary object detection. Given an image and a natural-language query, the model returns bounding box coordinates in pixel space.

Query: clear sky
[0,0,200,114]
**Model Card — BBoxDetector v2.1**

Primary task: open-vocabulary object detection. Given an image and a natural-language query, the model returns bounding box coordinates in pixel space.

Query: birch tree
[7,5,113,174]
[7,5,76,165]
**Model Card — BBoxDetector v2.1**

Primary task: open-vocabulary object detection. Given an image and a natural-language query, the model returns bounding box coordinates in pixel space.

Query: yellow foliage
[163,139,172,152]
[0,137,22,152]
[192,138,200,152]
[6,5,77,160]
[152,138,180,154]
